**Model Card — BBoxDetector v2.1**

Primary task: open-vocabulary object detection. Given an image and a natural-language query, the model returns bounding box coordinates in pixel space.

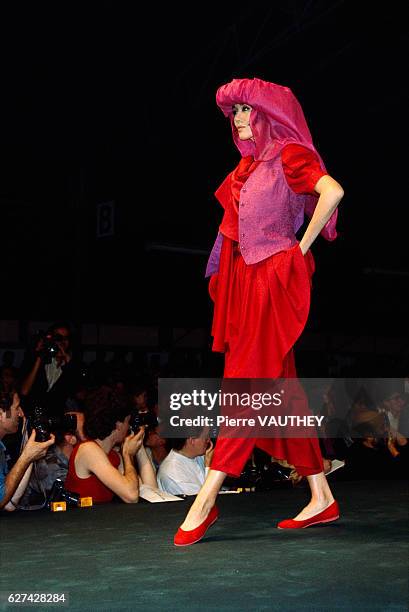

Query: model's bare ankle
[192,498,215,518]
[311,493,334,506]
[179,496,216,531]
[292,493,336,521]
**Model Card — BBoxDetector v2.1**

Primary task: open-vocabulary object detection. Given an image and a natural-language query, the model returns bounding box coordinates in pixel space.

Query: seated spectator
[19,421,78,508]
[144,426,168,471]
[65,409,87,442]
[128,379,163,470]
[343,410,407,479]
[399,392,409,437]
[64,387,157,503]
[157,429,213,496]
[0,366,22,466]
[0,383,54,511]
[377,387,407,438]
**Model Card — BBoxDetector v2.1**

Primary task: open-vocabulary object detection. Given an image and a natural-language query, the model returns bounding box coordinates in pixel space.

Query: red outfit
[210,145,326,477]
[65,441,121,503]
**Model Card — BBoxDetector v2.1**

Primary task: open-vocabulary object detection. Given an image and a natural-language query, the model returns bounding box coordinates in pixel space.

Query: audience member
[343,410,407,479]
[20,322,81,416]
[64,387,157,503]
[144,426,168,471]
[128,378,164,470]
[18,422,78,509]
[157,429,213,496]
[377,388,407,437]
[0,366,22,465]
[0,384,54,511]
[65,409,87,442]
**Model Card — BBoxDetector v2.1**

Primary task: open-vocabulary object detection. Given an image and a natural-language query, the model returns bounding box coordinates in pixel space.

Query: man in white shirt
[157,433,214,496]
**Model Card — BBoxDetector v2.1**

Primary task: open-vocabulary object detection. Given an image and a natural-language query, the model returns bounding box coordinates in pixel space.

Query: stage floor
[1,480,408,611]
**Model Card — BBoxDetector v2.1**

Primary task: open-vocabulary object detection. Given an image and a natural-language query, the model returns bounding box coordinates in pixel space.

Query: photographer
[144,426,168,471]
[64,386,157,503]
[0,384,55,511]
[20,322,80,417]
[18,415,78,509]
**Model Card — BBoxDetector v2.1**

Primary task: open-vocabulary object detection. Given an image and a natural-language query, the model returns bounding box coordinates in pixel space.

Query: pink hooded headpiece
[216,78,338,240]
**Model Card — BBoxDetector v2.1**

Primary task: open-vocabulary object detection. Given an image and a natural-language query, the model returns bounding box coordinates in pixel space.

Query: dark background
[1,2,407,341]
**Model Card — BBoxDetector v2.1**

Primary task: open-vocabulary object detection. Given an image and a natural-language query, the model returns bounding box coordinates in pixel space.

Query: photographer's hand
[118,432,144,503]
[35,338,45,356]
[122,427,145,457]
[21,430,55,463]
[205,440,214,467]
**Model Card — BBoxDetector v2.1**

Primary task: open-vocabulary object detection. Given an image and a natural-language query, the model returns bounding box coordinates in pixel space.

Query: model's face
[232,103,254,141]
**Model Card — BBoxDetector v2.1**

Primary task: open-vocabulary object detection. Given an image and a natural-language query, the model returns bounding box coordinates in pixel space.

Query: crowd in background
[0,321,408,513]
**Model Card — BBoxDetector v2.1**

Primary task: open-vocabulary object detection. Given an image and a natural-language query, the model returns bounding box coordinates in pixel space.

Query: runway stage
[2,480,407,611]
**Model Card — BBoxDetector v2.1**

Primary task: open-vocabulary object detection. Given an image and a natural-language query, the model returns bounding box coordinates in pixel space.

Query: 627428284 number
[7,593,67,604]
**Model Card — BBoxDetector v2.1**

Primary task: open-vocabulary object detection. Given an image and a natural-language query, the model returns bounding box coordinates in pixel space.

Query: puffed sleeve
[281,143,327,195]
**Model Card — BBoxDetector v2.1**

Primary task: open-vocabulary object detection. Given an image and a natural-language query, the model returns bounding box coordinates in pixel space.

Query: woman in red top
[65,387,157,503]
[174,79,344,546]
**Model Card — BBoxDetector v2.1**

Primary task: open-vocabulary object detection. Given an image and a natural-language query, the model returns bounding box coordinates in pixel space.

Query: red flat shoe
[174,506,219,546]
[277,500,339,529]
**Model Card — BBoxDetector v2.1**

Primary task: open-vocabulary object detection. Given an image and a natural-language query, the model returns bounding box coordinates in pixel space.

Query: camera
[37,330,60,364]
[30,407,52,442]
[48,478,80,507]
[27,406,77,442]
[130,410,158,432]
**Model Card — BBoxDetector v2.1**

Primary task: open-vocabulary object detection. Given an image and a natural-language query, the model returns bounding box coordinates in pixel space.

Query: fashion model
[174,78,344,546]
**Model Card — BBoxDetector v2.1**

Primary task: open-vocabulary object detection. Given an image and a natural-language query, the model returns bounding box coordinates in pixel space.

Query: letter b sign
[97,201,115,237]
